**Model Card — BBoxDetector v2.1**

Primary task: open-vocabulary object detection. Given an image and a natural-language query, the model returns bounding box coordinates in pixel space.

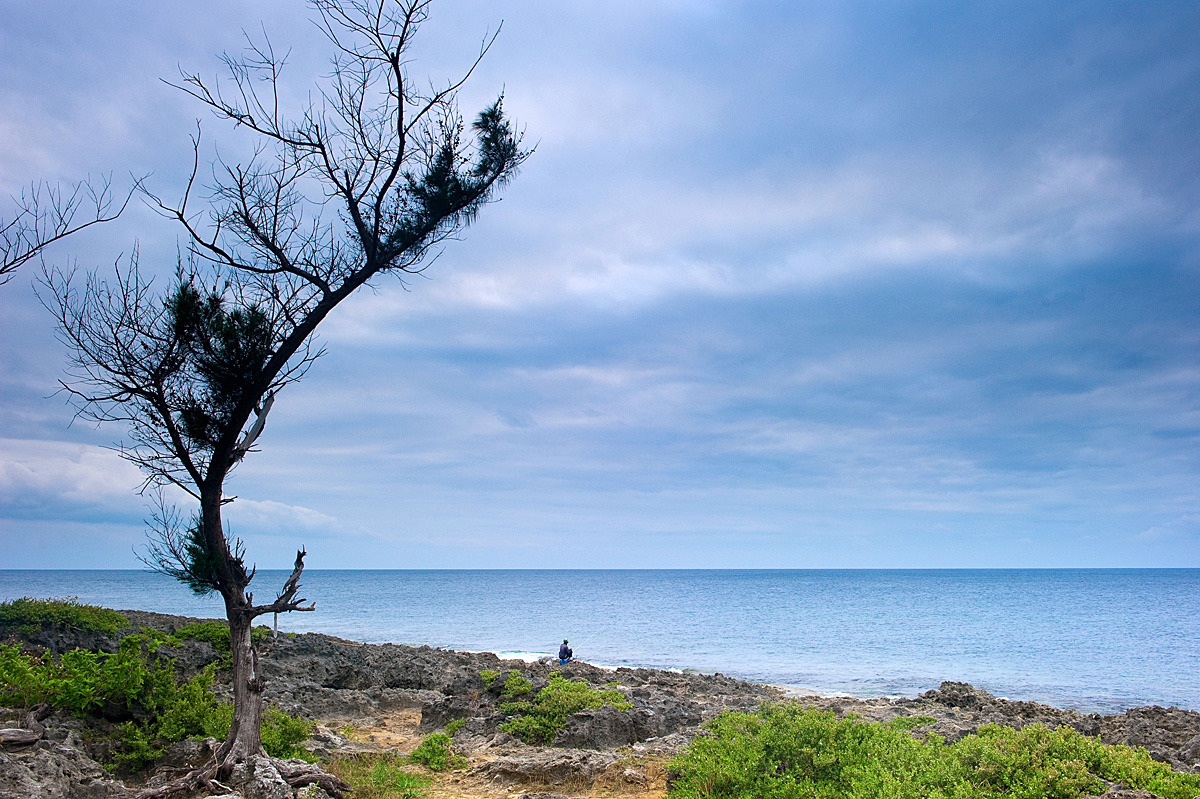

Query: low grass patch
[668,703,1200,799]
[327,752,432,799]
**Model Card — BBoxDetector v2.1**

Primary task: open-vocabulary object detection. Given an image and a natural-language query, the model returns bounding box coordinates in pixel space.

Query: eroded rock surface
[0,733,125,798]
[471,748,618,787]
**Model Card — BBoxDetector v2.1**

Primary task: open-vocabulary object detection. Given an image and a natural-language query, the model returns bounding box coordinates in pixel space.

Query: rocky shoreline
[3,609,1199,798]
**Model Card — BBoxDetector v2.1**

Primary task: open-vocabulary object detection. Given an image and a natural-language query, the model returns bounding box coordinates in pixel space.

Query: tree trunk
[195,488,266,769]
[217,605,265,771]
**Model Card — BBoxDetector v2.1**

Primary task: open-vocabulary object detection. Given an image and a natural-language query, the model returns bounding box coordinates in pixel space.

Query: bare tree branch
[248,548,316,618]
[1,176,139,284]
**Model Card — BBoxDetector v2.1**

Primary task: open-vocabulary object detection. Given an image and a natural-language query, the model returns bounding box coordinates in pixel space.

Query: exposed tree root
[277,760,353,796]
[122,764,223,799]
[122,753,351,799]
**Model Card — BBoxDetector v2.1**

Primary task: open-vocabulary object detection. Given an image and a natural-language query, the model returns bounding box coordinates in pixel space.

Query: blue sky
[1,0,1198,569]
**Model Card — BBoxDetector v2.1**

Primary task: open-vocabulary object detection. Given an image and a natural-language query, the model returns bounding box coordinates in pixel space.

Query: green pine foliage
[667,703,1200,799]
[0,597,128,635]
[498,672,633,745]
[163,520,225,597]
[169,279,273,458]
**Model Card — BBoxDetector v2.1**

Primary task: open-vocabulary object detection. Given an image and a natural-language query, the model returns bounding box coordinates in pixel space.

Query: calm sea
[1,569,1196,715]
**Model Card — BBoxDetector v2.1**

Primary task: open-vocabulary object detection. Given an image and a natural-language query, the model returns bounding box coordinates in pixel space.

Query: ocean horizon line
[4,566,1198,573]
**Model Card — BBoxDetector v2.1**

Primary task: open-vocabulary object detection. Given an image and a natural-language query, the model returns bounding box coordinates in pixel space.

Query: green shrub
[443,718,466,736]
[109,663,219,771]
[0,636,169,714]
[0,597,127,635]
[150,667,220,742]
[0,634,195,772]
[1088,733,1200,798]
[0,644,44,708]
[480,669,500,688]
[883,714,938,731]
[262,706,315,760]
[407,732,466,771]
[174,621,232,651]
[501,671,533,698]
[0,632,311,770]
[113,722,162,772]
[667,703,1200,799]
[498,673,632,745]
[171,621,270,652]
[498,712,561,746]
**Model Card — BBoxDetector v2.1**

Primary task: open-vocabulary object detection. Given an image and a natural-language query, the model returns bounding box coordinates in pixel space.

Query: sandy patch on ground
[347,708,426,749]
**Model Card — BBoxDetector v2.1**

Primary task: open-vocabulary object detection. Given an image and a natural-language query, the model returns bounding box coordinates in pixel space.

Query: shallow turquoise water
[2,568,1196,714]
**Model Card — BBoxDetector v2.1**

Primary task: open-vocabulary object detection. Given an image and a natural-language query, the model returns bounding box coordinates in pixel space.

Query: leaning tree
[45,0,526,789]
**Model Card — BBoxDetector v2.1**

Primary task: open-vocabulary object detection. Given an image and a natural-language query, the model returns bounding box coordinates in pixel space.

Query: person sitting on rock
[558,639,573,664]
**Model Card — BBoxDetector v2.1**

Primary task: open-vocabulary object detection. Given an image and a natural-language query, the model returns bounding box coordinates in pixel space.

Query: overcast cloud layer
[2,0,1198,569]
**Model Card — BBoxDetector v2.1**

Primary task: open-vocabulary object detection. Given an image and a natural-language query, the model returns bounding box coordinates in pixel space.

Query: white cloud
[0,438,145,509]
[1137,514,1200,542]
[509,71,712,149]
[321,142,1172,325]
[225,499,341,533]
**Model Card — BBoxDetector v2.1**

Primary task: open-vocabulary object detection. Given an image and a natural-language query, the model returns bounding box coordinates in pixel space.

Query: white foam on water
[490,650,551,663]
[485,650,621,671]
